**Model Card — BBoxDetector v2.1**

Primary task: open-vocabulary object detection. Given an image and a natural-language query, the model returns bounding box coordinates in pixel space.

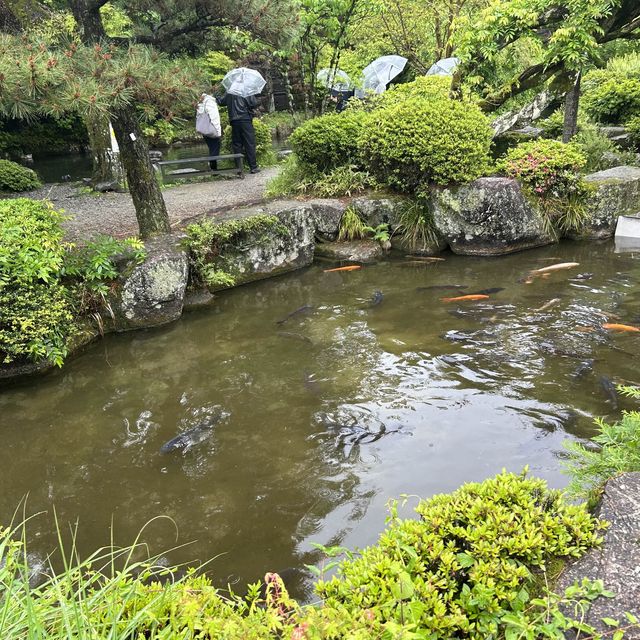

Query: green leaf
[602,617,619,627]
[391,571,415,600]
[456,552,475,568]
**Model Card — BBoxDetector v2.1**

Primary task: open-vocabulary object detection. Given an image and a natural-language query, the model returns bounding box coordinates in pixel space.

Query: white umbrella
[361,55,408,94]
[426,57,460,77]
[317,68,352,91]
[222,67,266,97]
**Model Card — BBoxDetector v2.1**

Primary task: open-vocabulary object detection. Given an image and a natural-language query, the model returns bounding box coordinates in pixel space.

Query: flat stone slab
[557,473,640,637]
[315,239,383,262]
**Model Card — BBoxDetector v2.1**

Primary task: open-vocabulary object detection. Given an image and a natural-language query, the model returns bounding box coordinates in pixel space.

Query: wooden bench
[154,153,245,182]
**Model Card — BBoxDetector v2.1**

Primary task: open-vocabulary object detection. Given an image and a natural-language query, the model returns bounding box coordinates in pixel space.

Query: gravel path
[15,166,281,241]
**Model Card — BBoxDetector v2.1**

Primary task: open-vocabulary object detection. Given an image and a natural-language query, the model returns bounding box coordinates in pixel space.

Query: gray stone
[114,233,189,329]
[207,203,318,291]
[351,195,408,230]
[183,288,216,311]
[557,473,640,638]
[94,180,119,193]
[611,133,634,150]
[431,177,555,255]
[390,233,447,256]
[315,240,383,262]
[491,90,557,137]
[600,126,628,139]
[308,199,346,241]
[576,166,640,239]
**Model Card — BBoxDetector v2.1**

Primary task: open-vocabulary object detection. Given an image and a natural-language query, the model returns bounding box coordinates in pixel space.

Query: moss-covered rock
[574,166,640,239]
[431,177,555,255]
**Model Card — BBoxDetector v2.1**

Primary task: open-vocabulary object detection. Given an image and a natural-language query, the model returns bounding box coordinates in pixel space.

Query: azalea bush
[499,140,587,198]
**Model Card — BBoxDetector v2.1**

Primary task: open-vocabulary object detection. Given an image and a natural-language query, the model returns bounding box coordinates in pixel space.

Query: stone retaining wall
[2,165,639,385]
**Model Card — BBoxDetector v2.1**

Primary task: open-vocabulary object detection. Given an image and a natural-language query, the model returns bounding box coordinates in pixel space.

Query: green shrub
[360,96,492,190]
[627,114,640,147]
[499,139,586,198]
[289,110,369,173]
[316,471,605,639]
[394,199,440,251]
[0,198,66,287]
[0,159,41,192]
[265,155,318,198]
[222,118,276,167]
[582,72,640,125]
[573,127,620,173]
[0,283,74,366]
[539,108,590,139]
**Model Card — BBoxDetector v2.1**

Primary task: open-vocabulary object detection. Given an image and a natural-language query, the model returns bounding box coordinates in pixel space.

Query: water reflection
[0,241,639,600]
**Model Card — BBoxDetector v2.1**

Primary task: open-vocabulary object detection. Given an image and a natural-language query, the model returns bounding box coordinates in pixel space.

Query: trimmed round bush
[359,96,492,189]
[0,159,41,192]
[498,139,586,197]
[289,110,369,173]
[582,72,640,124]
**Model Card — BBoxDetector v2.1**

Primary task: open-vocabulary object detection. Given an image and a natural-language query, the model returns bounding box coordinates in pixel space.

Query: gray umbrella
[222,67,266,98]
[361,55,408,94]
[317,68,352,92]
[426,57,460,77]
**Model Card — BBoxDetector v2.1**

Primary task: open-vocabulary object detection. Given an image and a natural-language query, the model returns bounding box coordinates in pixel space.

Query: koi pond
[1,240,639,600]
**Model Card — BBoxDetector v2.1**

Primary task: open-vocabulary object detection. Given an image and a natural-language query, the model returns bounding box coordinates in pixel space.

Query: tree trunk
[562,72,581,143]
[85,113,122,184]
[69,0,107,41]
[111,105,170,238]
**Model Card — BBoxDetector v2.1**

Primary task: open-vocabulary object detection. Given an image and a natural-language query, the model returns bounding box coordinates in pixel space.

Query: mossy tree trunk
[563,72,581,143]
[111,106,170,238]
[85,113,123,184]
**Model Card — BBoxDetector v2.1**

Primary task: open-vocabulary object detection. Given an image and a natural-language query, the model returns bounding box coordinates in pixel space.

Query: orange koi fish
[441,294,490,303]
[323,265,362,273]
[603,323,640,333]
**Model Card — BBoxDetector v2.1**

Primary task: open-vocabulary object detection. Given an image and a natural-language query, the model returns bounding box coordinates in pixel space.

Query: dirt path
[17,166,281,241]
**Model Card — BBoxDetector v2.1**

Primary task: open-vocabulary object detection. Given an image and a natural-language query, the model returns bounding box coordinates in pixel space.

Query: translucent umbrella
[361,55,408,94]
[317,68,352,91]
[426,57,460,77]
[222,67,266,97]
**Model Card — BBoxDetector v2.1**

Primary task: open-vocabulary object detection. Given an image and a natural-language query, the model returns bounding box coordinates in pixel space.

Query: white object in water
[614,214,640,252]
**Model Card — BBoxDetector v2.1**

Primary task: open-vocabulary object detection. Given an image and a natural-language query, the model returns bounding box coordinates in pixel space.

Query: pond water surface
[1,241,639,599]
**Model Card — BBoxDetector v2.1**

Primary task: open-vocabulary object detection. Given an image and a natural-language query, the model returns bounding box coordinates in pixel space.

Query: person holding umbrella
[217,67,265,174]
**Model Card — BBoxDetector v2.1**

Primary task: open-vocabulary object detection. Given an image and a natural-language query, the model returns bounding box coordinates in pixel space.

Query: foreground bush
[0,159,41,192]
[316,472,604,638]
[0,472,609,639]
[360,96,492,190]
[289,110,369,173]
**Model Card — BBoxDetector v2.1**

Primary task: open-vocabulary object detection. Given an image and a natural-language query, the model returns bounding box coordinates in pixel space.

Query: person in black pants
[217,92,260,173]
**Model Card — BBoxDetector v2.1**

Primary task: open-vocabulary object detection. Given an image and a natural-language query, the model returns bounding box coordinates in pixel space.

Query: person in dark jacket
[217,93,260,173]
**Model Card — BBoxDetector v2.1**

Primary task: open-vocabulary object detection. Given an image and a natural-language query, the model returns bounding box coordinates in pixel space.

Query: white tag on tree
[129,133,137,141]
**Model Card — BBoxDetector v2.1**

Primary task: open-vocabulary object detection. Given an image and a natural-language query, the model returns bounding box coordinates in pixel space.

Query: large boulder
[207,202,318,291]
[307,199,346,241]
[431,177,555,255]
[575,166,640,239]
[114,233,189,330]
[557,473,640,638]
[351,195,407,230]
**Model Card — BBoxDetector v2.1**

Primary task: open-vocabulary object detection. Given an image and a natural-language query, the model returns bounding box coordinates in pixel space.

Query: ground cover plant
[0,471,618,639]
